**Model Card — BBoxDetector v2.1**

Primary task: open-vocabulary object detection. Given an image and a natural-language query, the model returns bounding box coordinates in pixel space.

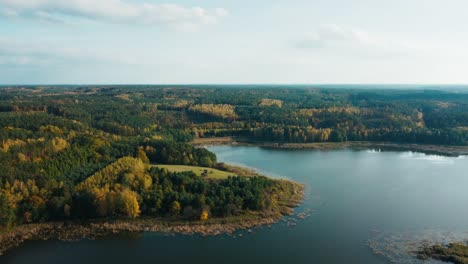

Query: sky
[1,0,468,84]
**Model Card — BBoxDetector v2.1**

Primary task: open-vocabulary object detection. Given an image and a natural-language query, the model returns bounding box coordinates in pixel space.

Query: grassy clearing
[191,137,235,145]
[153,164,236,179]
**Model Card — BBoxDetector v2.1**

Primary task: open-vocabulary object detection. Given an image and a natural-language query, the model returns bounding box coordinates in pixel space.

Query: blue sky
[1,0,468,84]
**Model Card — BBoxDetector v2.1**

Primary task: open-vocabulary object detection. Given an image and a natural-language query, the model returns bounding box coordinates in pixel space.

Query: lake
[4,146,468,264]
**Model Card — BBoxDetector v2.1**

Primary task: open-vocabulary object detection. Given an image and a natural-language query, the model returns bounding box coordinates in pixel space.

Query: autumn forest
[1,85,468,230]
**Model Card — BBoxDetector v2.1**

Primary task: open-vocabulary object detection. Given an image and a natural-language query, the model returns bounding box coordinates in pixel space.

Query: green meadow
[154,165,236,179]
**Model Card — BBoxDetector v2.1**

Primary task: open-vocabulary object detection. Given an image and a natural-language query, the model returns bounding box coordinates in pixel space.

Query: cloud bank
[0,0,228,29]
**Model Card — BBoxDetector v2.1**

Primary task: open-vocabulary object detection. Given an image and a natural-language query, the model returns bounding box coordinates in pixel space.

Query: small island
[417,242,468,264]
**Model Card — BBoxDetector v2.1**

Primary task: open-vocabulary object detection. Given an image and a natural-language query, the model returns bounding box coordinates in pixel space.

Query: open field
[192,137,235,145]
[153,164,236,179]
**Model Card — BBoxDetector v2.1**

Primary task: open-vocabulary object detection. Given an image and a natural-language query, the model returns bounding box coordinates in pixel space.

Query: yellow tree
[170,201,181,216]
[200,210,209,221]
[50,137,69,153]
[137,148,150,164]
[117,189,140,218]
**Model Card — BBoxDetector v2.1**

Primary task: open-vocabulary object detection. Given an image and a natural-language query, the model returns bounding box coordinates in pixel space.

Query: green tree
[0,192,15,228]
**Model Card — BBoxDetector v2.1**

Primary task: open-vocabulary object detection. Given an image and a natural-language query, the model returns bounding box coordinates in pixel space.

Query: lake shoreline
[192,137,468,157]
[0,213,280,256]
[0,178,305,257]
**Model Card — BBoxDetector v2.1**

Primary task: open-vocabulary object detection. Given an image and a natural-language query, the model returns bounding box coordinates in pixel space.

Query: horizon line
[1,83,468,87]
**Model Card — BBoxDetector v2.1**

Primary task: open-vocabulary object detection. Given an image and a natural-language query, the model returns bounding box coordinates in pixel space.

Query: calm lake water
[4,146,468,264]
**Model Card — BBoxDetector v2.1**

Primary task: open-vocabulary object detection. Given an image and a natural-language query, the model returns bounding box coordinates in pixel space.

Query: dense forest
[1,85,468,229]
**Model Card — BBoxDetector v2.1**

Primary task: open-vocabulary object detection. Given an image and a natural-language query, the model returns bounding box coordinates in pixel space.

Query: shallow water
[4,147,468,264]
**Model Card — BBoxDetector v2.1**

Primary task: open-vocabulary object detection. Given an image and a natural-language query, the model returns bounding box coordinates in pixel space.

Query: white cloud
[296,24,363,48]
[295,24,417,57]
[0,0,228,30]
[0,37,141,66]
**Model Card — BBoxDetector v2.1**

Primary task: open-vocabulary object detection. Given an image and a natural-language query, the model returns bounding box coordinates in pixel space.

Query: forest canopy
[1,85,468,229]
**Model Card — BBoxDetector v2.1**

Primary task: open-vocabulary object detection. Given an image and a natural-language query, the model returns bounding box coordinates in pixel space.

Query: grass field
[153,164,236,179]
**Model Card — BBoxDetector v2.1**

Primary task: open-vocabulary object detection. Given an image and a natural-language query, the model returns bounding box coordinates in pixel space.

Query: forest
[1,85,468,229]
